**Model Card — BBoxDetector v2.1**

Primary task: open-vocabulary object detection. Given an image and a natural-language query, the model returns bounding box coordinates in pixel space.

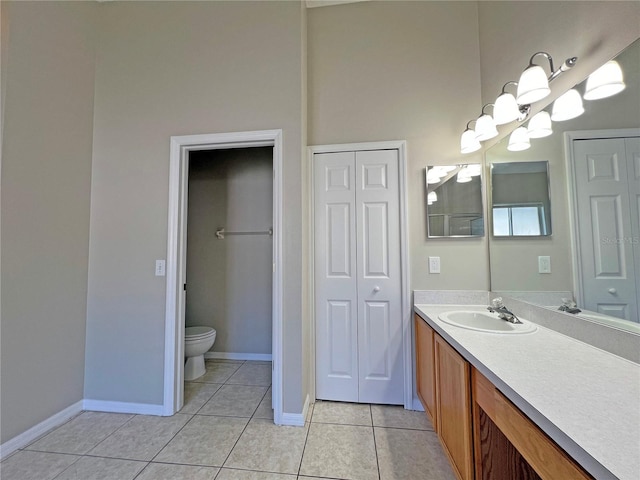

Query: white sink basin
[438,310,537,334]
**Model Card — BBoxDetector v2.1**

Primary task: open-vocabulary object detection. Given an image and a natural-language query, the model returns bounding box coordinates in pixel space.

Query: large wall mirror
[487,38,640,331]
[426,164,484,237]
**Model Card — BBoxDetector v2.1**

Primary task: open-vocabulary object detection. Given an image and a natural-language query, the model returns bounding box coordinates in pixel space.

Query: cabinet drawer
[472,369,593,480]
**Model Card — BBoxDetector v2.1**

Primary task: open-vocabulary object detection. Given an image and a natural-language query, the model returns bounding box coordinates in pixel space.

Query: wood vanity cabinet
[414,314,593,480]
[415,314,437,425]
[415,314,473,480]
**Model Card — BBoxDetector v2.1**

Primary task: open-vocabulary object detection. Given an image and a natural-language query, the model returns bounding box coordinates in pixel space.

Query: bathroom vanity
[414,304,639,480]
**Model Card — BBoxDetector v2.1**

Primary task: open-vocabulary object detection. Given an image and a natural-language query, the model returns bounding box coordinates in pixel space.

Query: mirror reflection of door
[571,134,640,323]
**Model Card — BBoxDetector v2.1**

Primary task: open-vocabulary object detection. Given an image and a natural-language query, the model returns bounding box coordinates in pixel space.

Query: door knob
[608,288,617,294]
[373,286,381,293]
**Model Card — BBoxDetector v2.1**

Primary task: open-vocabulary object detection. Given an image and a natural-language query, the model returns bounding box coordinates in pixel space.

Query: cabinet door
[435,334,473,480]
[415,315,437,427]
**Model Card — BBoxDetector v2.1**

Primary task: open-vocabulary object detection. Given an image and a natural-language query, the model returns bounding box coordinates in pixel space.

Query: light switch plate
[538,256,551,274]
[429,256,441,274]
[155,259,166,277]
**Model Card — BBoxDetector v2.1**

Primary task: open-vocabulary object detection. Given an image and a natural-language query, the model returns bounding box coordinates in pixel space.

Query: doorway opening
[164,130,283,423]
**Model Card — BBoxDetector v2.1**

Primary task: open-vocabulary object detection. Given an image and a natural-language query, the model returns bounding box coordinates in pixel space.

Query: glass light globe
[457,170,472,183]
[517,65,551,104]
[460,129,481,154]
[475,114,498,141]
[465,164,482,176]
[584,60,626,100]
[426,169,443,184]
[551,89,584,121]
[494,92,521,125]
[507,127,531,152]
[527,111,553,139]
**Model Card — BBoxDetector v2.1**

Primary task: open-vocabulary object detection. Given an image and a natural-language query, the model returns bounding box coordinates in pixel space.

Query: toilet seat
[185,326,215,340]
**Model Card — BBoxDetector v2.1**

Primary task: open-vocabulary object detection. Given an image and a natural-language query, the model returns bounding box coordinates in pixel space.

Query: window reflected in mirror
[491,161,551,237]
[426,164,484,238]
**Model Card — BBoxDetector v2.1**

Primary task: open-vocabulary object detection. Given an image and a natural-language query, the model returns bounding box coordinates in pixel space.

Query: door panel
[327,301,355,376]
[363,203,389,277]
[356,150,403,404]
[314,152,358,402]
[362,301,391,379]
[573,138,638,322]
[589,195,625,277]
[326,204,352,277]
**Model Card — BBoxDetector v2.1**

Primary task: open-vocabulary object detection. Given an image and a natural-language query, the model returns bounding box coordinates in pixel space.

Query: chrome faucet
[558,298,582,314]
[487,297,522,324]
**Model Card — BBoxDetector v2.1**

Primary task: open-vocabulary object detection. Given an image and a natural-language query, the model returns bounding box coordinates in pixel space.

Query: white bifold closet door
[314,149,403,405]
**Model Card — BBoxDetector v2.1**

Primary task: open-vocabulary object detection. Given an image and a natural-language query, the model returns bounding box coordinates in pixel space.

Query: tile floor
[1,360,455,480]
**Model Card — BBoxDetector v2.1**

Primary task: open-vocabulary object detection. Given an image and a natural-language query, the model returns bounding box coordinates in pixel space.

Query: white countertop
[414,304,640,480]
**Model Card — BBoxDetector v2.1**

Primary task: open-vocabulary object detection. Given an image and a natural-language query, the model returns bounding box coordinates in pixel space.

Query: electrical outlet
[429,256,441,274]
[538,256,551,274]
[155,259,166,277]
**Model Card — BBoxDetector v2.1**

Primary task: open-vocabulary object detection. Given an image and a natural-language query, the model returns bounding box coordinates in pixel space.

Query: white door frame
[308,140,413,409]
[164,130,283,423]
[564,128,640,311]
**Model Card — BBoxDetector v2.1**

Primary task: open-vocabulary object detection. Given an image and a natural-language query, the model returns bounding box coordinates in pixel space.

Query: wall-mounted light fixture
[460,51,577,154]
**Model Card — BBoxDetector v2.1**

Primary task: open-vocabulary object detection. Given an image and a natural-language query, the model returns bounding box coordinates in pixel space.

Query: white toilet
[184,326,217,381]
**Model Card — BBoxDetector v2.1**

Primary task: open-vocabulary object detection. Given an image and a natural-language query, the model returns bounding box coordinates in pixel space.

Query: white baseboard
[279,393,310,427]
[83,399,165,416]
[205,352,272,362]
[0,400,84,460]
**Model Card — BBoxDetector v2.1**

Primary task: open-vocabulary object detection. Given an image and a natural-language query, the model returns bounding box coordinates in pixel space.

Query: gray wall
[308,1,489,291]
[84,1,306,412]
[1,1,97,443]
[186,148,273,355]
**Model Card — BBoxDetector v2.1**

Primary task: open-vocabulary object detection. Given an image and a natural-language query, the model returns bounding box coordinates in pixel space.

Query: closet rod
[215,228,273,240]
